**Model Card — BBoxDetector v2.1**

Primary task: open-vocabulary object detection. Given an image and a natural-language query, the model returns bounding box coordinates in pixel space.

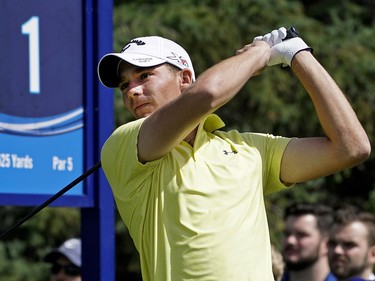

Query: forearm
[291,51,370,163]
[185,40,270,113]
[138,41,270,163]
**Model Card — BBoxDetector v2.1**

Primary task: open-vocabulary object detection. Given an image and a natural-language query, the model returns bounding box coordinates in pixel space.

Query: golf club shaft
[0,161,102,240]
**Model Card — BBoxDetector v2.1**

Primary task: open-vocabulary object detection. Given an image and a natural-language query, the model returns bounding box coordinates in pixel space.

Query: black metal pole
[0,161,102,240]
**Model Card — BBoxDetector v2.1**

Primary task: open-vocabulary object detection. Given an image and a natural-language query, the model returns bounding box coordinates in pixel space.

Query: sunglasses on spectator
[51,263,81,276]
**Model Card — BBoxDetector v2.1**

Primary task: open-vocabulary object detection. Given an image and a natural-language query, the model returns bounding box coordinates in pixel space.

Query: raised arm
[280,51,370,183]
[138,40,271,162]
[253,27,370,183]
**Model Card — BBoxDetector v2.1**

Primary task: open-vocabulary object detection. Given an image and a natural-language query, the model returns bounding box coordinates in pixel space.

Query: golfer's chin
[133,106,156,119]
[135,111,153,119]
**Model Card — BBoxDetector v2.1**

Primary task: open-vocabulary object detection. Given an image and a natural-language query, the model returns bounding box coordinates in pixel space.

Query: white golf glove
[253,27,312,67]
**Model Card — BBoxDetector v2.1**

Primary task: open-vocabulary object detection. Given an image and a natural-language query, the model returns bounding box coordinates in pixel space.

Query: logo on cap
[121,39,146,52]
[167,52,189,68]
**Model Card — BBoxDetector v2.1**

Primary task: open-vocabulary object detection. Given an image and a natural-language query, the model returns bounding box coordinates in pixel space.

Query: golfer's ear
[180,68,193,89]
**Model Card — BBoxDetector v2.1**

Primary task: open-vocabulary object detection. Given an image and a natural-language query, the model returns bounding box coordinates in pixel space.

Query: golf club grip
[284,27,299,40]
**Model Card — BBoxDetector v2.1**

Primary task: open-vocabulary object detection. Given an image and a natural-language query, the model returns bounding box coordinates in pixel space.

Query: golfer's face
[118,63,182,119]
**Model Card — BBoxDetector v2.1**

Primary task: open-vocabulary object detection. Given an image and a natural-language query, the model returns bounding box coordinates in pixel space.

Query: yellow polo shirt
[101,114,292,281]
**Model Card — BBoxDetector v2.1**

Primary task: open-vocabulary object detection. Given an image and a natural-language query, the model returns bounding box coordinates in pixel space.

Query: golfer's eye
[140,72,150,80]
[119,82,129,91]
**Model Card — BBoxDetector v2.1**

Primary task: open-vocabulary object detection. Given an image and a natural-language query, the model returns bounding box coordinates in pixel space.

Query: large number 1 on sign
[21,16,40,95]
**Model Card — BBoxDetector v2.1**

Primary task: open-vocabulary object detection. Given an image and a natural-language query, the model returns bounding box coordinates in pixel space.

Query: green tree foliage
[112,0,375,268]
[112,0,375,200]
[0,207,80,280]
[1,0,374,279]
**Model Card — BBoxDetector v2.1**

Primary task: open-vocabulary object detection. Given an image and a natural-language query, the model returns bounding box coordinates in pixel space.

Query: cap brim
[44,251,67,263]
[97,53,166,88]
[44,249,81,267]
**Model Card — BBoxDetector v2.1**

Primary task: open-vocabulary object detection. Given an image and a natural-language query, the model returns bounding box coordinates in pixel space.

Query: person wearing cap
[44,238,81,281]
[97,27,370,281]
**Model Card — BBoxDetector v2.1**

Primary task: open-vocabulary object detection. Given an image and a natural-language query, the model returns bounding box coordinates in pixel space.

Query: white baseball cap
[97,36,196,88]
[44,238,81,267]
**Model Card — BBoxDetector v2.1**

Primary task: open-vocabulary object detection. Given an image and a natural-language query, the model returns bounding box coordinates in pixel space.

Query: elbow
[358,139,371,162]
[348,137,371,165]
[187,79,226,110]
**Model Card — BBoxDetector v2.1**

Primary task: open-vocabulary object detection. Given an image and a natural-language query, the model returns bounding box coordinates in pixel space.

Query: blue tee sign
[0,0,84,197]
[0,1,115,280]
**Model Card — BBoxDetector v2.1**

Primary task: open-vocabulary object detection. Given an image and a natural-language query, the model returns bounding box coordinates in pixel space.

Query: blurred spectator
[328,206,375,281]
[281,202,336,281]
[44,238,81,281]
[272,244,285,281]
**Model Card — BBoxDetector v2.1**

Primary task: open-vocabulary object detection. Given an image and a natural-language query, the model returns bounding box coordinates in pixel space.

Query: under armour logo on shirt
[223,150,238,155]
